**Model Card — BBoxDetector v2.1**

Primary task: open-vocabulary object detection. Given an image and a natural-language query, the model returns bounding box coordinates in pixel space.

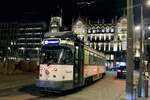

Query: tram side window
[89,53,95,65]
[99,58,105,66]
[94,56,101,65]
[95,56,99,65]
[102,59,105,65]
[84,50,90,65]
[93,55,97,65]
[96,57,99,65]
[93,56,103,66]
[75,46,79,59]
[85,50,105,66]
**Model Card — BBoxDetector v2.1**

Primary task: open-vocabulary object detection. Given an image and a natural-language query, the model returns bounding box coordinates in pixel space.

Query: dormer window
[106,28,109,33]
[82,30,85,33]
[97,29,100,33]
[92,29,96,33]
[88,30,91,33]
[111,28,114,33]
[102,29,105,33]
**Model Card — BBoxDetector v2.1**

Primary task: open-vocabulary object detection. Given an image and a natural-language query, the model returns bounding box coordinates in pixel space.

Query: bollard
[141,79,148,98]
[133,84,137,100]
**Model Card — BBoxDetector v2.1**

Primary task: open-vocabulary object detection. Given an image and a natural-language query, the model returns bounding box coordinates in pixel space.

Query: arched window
[97,29,100,33]
[88,29,91,33]
[106,28,109,33]
[102,29,105,33]
[92,29,96,33]
[111,28,114,33]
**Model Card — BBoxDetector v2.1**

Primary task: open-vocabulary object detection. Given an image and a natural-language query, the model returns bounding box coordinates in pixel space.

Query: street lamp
[20,47,25,59]
[35,47,40,66]
[135,25,141,31]
[148,26,150,30]
[147,0,150,6]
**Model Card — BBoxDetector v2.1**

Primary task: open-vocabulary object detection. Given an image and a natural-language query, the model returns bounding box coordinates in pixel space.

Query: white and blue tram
[36,32,106,92]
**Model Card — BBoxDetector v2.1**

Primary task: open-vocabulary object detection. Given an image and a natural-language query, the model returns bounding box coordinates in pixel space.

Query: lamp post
[126,0,134,99]
[125,0,150,99]
[20,47,25,59]
[138,0,144,97]
[35,47,40,66]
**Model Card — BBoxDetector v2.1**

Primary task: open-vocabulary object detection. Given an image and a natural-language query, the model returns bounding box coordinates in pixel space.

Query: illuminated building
[16,22,46,62]
[72,18,88,42]
[50,16,62,33]
[0,23,17,58]
[45,16,63,37]
[72,16,127,69]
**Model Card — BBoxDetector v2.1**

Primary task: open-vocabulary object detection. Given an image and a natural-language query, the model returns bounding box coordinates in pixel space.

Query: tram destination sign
[42,39,60,45]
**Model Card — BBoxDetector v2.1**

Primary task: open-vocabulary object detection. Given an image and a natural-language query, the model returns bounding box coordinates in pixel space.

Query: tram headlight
[54,68,57,71]
[52,68,57,71]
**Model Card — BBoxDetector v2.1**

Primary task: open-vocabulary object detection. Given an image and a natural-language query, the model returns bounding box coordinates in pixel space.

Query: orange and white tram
[36,32,106,92]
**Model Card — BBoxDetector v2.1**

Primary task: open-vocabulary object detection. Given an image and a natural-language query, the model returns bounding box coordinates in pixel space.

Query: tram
[36,31,106,92]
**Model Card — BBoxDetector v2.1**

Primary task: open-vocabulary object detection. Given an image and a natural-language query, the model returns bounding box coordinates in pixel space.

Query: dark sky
[0,0,126,26]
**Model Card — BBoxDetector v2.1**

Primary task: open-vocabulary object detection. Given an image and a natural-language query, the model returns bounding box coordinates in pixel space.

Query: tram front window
[41,46,73,65]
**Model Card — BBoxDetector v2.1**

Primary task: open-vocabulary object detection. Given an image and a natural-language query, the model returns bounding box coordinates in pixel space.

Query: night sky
[0,0,126,27]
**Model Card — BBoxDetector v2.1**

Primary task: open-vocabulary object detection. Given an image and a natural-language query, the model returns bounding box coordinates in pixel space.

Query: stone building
[72,16,127,69]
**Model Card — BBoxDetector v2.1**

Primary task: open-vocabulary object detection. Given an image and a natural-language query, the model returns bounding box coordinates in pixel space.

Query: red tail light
[93,68,97,72]
[117,69,122,73]
[84,69,88,72]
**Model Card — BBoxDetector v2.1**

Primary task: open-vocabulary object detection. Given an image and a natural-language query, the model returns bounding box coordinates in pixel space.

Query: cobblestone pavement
[117,71,150,100]
[0,73,38,90]
[0,71,125,100]
[1,71,148,100]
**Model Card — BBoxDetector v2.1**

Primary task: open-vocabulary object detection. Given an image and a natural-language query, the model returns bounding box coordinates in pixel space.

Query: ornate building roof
[72,17,87,35]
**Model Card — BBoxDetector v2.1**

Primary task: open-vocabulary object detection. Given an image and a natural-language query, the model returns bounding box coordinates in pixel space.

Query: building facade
[0,16,62,63]
[45,16,62,37]
[16,16,62,62]
[72,17,127,69]
[0,23,17,59]
[16,22,47,62]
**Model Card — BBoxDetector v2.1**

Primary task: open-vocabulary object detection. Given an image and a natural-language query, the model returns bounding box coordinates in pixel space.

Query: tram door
[74,43,84,87]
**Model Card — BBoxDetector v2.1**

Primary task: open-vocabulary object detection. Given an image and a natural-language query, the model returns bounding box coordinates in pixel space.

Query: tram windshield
[41,46,73,65]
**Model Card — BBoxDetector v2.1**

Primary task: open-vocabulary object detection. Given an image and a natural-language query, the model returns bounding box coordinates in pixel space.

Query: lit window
[122,35,125,39]
[102,29,105,33]
[111,55,114,60]
[74,30,77,33]
[111,29,114,32]
[106,28,109,33]
[88,30,91,33]
[92,30,96,33]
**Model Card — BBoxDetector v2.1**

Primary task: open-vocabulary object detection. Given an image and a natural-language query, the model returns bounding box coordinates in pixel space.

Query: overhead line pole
[138,0,147,97]
[126,0,134,99]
